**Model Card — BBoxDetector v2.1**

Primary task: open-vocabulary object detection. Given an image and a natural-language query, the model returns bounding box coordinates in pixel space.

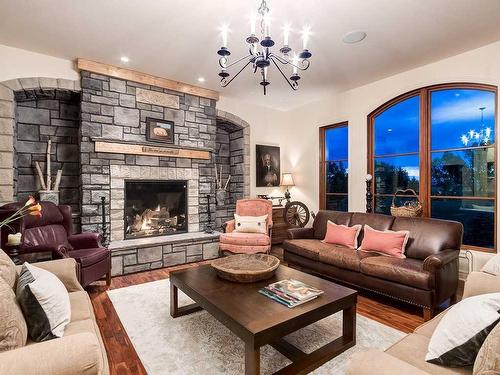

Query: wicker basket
[390,189,423,217]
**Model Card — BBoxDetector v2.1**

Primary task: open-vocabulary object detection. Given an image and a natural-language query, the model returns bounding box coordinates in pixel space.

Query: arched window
[368,83,497,251]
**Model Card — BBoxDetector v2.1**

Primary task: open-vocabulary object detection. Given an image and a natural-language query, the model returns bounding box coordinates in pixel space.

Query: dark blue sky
[325,125,348,160]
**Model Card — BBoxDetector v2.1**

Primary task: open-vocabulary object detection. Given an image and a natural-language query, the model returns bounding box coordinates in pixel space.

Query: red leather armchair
[0,202,111,287]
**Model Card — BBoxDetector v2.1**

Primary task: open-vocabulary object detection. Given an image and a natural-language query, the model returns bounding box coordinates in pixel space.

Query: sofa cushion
[360,256,431,290]
[359,225,409,258]
[414,307,450,338]
[16,263,71,342]
[68,248,109,268]
[283,239,332,261]
[473,321,500,375]
[350,212,395,245]
[220,232,271,246]
[0,249,16,289]
[391,216,463,260]
[0,278,27,352]
[69,291,94,322]
[426,293,500,367]
[323,221,361,249]
[313,211,352,240]
[387,333,471,375]
[318,245,363,272]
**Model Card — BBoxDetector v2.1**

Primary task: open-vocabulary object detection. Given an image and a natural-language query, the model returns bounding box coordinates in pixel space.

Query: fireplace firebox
[124,180,188,239]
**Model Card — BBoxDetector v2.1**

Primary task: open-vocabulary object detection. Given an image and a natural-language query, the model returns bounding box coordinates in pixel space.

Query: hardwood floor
[87,248,425,375]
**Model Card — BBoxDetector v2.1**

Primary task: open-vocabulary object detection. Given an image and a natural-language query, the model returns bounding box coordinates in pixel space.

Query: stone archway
[214,109,251,228]
[215,109,251,197]
[0,77,81,205]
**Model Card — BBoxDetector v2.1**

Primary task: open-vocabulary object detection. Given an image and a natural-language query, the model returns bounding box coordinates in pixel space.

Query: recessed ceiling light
[120,56,130,63]
[197,77,206,83]
[342,31,367,44]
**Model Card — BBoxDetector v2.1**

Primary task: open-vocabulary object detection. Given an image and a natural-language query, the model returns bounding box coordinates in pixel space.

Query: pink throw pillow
[322,221,361,249]
[359,225,409,258]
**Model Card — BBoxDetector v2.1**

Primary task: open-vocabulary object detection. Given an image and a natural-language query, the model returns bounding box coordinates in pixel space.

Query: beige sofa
[0,257,109,375]
[346,271,500,375]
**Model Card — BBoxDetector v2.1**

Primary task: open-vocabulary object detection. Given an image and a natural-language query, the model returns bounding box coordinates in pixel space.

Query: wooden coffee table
[170,264,357,375]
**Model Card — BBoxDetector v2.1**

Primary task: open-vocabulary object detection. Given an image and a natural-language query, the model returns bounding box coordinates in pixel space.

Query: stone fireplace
[124,180,187,239]
[0,66,251,277]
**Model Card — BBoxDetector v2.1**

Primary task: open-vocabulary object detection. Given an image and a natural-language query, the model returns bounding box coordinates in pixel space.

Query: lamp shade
[280,173,295,187]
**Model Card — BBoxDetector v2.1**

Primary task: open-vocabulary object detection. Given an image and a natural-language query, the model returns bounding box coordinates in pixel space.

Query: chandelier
[460,107,493,147]
[217,0,313,95]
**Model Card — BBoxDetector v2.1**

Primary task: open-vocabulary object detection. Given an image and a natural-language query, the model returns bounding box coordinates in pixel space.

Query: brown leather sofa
[282,211,463,319]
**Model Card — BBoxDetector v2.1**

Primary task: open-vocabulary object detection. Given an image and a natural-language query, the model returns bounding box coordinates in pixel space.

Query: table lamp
[280,173,295,202]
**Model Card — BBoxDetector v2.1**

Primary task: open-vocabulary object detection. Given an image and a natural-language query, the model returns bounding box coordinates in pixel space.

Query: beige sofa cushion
[0,250,16,288]
[0,278,27,352]
[414,308,450,338]
[473,322,500,375]
[69,291,94,322]
[386,333,472,375]
[463,272,500,299]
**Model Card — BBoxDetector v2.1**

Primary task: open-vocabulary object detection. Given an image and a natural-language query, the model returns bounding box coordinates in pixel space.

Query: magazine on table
[259,279,324,308]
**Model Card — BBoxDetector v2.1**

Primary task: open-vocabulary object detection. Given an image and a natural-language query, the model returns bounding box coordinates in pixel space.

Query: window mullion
[420,88,430,217]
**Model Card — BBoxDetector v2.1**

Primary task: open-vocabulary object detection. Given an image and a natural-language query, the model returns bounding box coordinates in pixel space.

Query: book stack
[259,279,324,308]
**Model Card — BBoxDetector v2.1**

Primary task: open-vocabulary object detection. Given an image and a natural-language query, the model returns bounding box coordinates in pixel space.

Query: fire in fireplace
[124,180,187,239]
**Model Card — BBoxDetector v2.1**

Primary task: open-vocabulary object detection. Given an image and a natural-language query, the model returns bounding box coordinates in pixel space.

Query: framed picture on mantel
[256,144,280,187]
[146,117,174,144]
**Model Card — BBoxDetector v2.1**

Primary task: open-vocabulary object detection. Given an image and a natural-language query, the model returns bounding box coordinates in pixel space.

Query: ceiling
[1,0,500,110]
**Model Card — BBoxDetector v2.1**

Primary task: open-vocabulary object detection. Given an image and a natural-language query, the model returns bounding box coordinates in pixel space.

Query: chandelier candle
[217,0,312,95]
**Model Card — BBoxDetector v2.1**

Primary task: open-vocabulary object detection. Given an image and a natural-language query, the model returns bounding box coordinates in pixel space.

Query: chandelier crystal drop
[217,0,313,95]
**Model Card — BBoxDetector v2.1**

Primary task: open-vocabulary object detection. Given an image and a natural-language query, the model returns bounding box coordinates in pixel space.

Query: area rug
[107,279,405,374]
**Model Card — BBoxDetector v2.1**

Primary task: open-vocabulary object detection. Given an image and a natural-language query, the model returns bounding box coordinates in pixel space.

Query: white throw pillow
[481,254,500,276]
[233,214,268,234]
[16,263,71,341]
[426,292,500,367]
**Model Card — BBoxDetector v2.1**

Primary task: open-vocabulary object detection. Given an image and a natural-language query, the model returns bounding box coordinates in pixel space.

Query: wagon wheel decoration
[283,201,310,228]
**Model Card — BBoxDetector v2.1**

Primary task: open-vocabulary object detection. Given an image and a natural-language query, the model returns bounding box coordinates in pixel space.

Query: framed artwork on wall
[146,117,174,143]
[256,144,280,187]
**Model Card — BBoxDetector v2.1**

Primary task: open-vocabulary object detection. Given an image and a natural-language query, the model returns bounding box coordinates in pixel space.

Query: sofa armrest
[346,349,429,375]
[463,271,500,299]
[422,249,459,272]
[0,332,104,375]
[222,219,235,233]
[17,258,83,292]
[287,227,314,240]
[68,232,102,250]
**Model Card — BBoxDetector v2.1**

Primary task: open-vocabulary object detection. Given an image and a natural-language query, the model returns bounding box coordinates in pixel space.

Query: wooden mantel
[77,58,219,101]
[94,140,210,160]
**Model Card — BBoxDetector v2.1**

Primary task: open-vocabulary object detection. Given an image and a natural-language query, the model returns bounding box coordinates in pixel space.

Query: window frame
[319,122,349,210]
[367,83,498,253]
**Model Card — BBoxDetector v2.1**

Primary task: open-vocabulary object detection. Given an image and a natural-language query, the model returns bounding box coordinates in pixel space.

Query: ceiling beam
[76,58,219,101]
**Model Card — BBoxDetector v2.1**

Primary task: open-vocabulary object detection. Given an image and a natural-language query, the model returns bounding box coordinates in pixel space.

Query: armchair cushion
[233,214,268,234]
[68,232,102,250]
[68,248,109,268]
[219,232,271,247]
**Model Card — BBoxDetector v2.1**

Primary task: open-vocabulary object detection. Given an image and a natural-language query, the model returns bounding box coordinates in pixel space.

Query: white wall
[282,41,500,255]
[0,44,79,82]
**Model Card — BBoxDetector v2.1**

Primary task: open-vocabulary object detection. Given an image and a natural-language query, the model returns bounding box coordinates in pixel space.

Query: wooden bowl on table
[211,254,280,283]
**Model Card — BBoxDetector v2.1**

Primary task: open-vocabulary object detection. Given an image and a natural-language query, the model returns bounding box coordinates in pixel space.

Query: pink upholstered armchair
[219,199,273,254]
